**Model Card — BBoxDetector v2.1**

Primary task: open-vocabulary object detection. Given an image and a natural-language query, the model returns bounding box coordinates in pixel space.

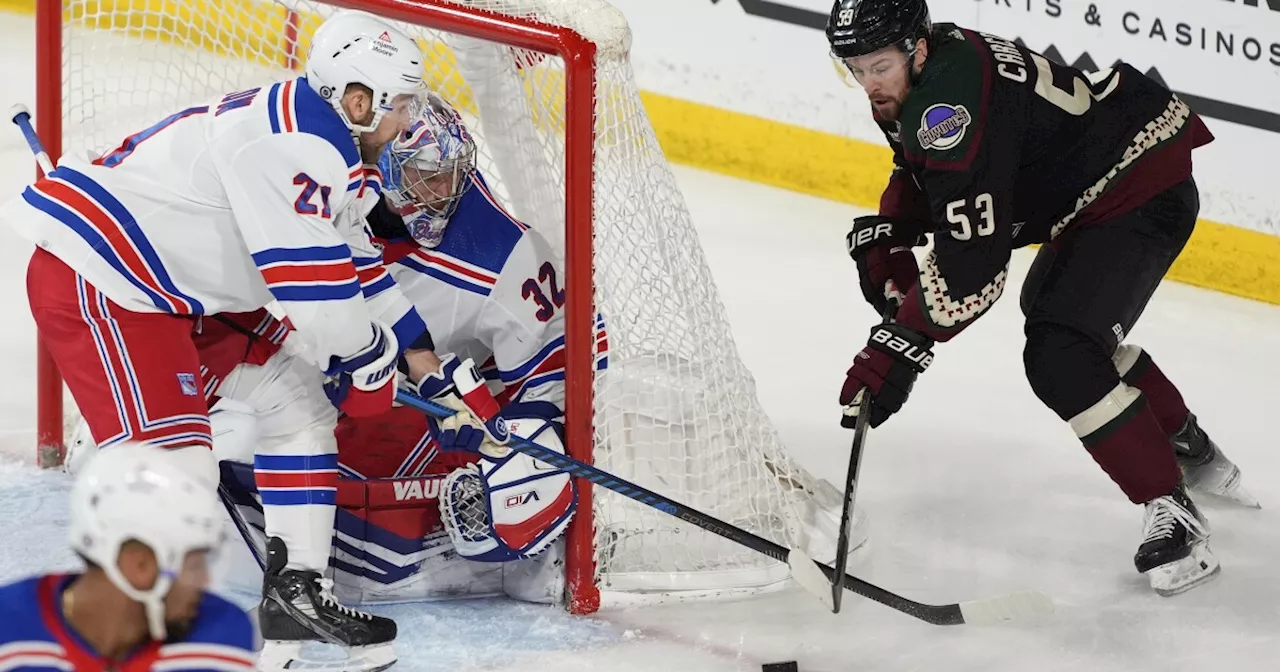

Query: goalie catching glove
[841,324,934,428]
[405,353,510,456]
[440,403,577,563]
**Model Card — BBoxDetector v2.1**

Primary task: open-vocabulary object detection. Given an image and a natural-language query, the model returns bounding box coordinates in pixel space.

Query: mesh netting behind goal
[47,0,861,610]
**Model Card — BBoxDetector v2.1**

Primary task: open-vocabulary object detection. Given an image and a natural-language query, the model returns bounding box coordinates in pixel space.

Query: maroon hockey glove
[846,216,924,317]
[840,324,934,429]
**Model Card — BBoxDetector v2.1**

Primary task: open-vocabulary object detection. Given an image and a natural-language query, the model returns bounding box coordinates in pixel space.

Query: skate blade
[1195,480,1261,509]
[1145,542,1221,597]
[1200,488,1262,510]
[259,639,397,672]
[1188,463,1261,509]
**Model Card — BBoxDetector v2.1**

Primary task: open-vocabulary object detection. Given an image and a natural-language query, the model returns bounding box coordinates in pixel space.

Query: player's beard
[163,618,195,642]
[871,98,902,122]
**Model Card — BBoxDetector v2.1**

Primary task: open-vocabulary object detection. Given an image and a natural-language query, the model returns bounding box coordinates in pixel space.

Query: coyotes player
[0,444,256,671]
[827,0,1255,596]
[1,10,433,670]
[213,94,592,605]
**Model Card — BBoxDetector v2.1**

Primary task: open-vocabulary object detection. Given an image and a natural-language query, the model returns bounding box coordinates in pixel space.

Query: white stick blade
[787,548,835,611]
[958,589,1055,625]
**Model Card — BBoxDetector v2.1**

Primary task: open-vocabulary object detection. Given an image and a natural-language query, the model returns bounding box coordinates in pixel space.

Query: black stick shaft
[832,301,898,612]
[396,390,965,625]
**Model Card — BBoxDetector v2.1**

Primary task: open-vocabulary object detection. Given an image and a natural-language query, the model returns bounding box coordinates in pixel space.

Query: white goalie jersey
[371,170,604,407]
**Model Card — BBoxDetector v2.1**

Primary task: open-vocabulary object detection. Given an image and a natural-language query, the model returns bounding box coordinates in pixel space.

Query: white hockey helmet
[378,91,477,248]
[306,10,425,134]
[67,443,224,641]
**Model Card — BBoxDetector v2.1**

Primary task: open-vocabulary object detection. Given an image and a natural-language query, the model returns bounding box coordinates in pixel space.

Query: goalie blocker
[210,399,577,605]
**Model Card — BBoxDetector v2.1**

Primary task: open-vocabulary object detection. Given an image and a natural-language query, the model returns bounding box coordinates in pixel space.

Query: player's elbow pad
[323,321,399,418]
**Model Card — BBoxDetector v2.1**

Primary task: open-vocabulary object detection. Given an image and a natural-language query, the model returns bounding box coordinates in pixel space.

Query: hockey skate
[257,537,398,672]
[1172,414,1259,508]
[1134,485,1220,596]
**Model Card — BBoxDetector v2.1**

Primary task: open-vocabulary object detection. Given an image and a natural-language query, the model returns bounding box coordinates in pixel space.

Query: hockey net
[36,0,861,612]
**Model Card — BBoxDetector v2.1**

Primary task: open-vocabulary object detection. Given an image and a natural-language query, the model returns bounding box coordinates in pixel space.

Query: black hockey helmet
[826,0,932,60]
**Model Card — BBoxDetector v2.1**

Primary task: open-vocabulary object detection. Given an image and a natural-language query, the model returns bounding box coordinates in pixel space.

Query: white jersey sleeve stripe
[250,245,361,302]
[267,79,296,135]
[471,174,528,231]
[25,167,203,314]
[499,334,564,383]
[398,255,494,296]
[359,166,383,199]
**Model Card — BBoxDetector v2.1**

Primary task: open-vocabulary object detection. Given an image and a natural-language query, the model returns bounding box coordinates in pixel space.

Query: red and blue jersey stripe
[93,105,210,168]
[502,316,608,402]
[353,254,396,299]
[398,248,500,297]
[268,77,362,174]
[251,245,361,303]
[254,453,339,506]
[23,166,205,315]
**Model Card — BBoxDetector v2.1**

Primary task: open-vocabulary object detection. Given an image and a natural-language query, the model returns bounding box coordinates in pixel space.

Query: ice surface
[3,9,1280,670]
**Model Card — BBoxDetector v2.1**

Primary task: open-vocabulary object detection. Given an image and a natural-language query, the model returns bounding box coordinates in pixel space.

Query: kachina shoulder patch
[916,103,972,151]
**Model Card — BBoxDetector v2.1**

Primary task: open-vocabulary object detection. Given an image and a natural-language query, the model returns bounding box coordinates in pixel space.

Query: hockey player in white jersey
[3,9,436,671]
[363,92,587,578]
[209,93,595,605]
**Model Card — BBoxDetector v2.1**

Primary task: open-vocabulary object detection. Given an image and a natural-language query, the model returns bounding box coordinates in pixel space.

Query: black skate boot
[1134,485,1219,596]
[257,536,398,672]
[1172,413,1259,508]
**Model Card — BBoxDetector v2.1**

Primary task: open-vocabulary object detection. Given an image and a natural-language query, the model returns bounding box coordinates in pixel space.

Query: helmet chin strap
[335,98,386,137]
[902,41,925,87]
[103,559,176,641]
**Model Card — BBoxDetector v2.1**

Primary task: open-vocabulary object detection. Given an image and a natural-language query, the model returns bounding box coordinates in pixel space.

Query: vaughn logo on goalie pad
[393,478,441,501]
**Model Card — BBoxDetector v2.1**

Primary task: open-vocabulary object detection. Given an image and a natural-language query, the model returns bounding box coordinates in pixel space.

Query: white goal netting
[55,0,864,606]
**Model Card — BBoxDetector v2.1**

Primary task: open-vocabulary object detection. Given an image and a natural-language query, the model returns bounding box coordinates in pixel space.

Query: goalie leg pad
[440,416,576,563]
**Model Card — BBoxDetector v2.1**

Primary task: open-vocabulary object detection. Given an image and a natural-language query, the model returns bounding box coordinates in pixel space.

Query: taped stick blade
[788,547,835,612]
[958,589,1055,625]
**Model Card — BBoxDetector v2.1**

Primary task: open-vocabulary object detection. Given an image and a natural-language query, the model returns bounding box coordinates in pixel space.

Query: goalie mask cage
[33,0,854,613]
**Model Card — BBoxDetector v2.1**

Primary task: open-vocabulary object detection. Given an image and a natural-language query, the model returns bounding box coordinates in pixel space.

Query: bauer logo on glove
[869,325,933,372]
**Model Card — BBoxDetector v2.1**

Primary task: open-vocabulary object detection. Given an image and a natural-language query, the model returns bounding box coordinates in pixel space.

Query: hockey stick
[9,104,56,175]
[830,300,899,613]
[396,390,1053,625]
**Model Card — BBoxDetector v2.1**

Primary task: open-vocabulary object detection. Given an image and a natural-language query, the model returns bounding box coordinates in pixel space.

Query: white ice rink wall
[608,0,1280,304]
[4,0,1279,303]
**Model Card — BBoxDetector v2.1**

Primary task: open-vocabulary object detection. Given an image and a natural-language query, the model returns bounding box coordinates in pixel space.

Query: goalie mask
[378,92,477,248]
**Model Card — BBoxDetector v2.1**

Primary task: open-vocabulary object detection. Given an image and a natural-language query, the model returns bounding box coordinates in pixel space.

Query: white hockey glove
[439,408,576,562]
[323,321,400,418]
[405,353,509,457]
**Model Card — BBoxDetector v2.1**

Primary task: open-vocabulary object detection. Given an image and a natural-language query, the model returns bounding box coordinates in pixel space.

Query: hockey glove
[323,321,400,418]
[406,353,510,457]
[846,216,925,317]
[840,324,934,429]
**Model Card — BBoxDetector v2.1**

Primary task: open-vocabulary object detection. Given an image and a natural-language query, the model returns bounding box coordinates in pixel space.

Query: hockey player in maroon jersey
[827,0,1256,596]
[0,444,257,671]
